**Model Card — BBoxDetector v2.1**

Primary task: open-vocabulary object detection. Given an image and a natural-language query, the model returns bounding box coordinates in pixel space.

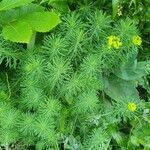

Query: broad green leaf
[0,0,34,11]
[16,3,44,18]
[24,12,61,32]
[114,60,150,80]
[103,75,139,100]
[2,21,32,43]
[0,4,44,24]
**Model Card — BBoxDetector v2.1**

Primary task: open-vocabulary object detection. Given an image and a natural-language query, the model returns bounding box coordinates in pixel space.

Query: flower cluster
[127,102,137,112]
[132,35,142,46]
[107,35,122,49]
[107,35,142,49]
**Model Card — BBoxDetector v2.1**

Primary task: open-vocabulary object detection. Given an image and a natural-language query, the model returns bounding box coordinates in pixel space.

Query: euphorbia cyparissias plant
[0,4,150,150]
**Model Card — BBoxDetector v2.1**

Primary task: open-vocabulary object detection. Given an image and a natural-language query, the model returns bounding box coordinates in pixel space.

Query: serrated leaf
[2,21,32,43]
[0,0,34,11]
[0,4,44,24]
[23,11,61,32]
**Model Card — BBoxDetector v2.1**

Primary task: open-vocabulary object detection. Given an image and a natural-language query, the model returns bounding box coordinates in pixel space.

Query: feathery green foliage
[0,1,149,149]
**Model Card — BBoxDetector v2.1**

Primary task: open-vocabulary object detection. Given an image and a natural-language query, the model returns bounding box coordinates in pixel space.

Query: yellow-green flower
[132,35,142,46]
[127,102,137,112]
[107,35,122,49]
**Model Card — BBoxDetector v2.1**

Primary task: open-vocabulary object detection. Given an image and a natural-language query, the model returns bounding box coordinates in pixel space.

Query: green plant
[40,0,72,12]
[0,2,149,150]
[0,0,61,46]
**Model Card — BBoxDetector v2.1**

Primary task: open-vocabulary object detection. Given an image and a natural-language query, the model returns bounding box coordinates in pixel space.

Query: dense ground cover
[0,0,150,149]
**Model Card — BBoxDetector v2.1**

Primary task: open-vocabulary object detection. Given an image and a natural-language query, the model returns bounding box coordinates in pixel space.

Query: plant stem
[6,72,11,100]
[4,143,9,150]
[27,32,36,50]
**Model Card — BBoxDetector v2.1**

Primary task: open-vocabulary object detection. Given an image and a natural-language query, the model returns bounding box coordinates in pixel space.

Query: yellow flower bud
[127,102,137,112]
[107,35,122,49]
[132,36,142,46]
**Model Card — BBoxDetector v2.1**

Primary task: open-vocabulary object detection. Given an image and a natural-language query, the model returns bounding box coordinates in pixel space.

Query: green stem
[6,72,11,100]
[71,115,77,135]
[27,32,36,50]
[4,143,9,150]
